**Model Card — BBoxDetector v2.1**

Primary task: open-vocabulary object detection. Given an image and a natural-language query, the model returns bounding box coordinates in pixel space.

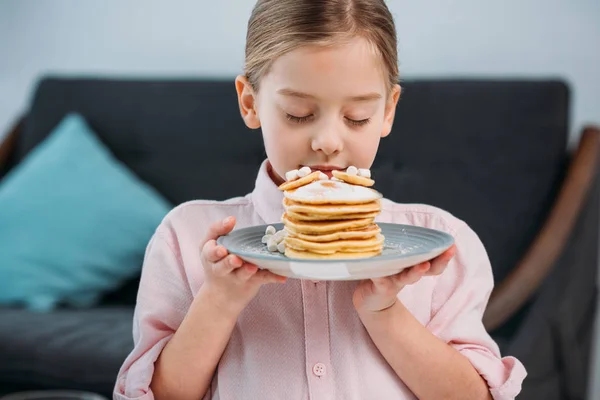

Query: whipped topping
[285,180,382,203]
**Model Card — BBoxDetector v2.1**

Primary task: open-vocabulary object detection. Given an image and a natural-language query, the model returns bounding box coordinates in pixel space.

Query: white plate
[217,223,454,281]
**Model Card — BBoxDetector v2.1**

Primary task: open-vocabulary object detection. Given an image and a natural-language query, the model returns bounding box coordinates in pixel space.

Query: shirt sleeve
[113,223,195,400]
[426,223,527,400]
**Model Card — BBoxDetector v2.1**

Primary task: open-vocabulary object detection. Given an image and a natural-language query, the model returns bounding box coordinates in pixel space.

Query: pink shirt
[114,161,526,400]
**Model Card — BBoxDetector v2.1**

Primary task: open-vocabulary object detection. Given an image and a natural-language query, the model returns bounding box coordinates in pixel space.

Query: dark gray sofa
[0,77,598,399]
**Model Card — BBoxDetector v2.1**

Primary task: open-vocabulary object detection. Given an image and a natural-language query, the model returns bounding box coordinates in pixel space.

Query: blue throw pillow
[0,113,172,311]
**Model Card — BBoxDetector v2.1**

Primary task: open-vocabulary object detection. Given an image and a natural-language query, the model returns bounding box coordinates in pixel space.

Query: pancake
[285,234,384,254]
[278,171,323,191]
[285,210,380,222]
[277,169,384,260]
[284,180,382,205]
[284,224,380,242]
[282,213,375,234]
[331,170,375,187]
[284,247,382,260]
[283,197,381,215]
[285,243,384,255]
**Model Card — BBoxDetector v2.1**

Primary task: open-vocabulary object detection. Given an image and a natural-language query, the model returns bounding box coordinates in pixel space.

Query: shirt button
[313,363,326,377]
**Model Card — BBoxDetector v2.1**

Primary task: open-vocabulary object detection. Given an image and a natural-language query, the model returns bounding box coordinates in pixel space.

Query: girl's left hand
[353,245,457,313]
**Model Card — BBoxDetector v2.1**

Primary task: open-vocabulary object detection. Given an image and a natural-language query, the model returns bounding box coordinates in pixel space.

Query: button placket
[301,280,334,399]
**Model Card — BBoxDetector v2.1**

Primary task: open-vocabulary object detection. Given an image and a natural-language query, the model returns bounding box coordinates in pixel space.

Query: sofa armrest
[483,125,600,331]
[0,117,23,178]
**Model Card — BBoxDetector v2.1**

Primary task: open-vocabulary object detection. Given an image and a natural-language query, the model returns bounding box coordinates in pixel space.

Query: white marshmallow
[261,234,271,244]
[346,166,358,176]
[277,241,286,253]
[272,230,286,243]
[297,166,311,177]
[267,239,278,252]
[285,170,299,182]
[265,225,276,235]
[358,168,371,178]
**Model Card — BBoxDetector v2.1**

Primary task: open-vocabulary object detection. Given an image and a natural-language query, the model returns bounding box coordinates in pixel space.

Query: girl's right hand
[199,216,286,317]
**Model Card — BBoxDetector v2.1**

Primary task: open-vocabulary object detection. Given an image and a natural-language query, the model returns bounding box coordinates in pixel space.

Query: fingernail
[217,247,227,257]
[246,264,258,273]
[223,216,233,226]
[231,258,240,267]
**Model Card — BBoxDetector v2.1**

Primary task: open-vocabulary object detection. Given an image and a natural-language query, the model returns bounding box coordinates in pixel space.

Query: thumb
[202,216,236,246]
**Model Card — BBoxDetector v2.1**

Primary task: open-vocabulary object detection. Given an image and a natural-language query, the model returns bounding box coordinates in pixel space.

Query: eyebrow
[276,88,382,102]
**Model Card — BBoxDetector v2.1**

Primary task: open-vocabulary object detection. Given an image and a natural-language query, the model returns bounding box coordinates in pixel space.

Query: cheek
[262,119,297,152]
[258,110,307,169]
[347,122,384,165]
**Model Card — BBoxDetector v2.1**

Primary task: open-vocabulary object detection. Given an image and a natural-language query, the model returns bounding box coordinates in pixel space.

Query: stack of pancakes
[281,180,384,259]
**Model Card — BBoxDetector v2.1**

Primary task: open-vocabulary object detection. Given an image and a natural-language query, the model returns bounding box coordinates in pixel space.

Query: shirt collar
[252,159,285,224]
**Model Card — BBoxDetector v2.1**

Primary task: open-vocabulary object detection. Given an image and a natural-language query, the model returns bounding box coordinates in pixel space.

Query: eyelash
[286,114,313,124]
[286,114,371,127]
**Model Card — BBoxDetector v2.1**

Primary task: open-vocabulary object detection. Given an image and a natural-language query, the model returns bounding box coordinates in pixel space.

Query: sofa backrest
[12,77,569,285]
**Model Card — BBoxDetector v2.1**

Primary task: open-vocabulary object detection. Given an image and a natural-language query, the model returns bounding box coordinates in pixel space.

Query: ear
[381,84,401,138]
[235,75,261,129]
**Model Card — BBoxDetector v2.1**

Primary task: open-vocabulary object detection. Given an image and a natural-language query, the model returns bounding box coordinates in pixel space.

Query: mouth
[304,165,345,179]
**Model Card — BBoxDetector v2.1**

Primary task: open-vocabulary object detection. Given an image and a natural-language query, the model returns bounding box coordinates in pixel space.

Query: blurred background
[0,1,599,399]
[1,0,599,143]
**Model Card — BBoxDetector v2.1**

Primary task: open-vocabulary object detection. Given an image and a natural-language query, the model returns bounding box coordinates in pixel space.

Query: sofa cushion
[0,113,171,311]
[0,307,133,397]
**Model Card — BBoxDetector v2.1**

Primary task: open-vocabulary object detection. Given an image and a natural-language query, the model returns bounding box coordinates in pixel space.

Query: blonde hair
[244,0,399,91]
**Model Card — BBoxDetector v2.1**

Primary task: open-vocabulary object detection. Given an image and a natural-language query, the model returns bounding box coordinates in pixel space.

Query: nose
[311,126,344,156]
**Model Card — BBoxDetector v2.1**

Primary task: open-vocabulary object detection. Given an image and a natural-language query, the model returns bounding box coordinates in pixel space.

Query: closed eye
[345,117,371,126]
[286,114,371,126]
[286,114,314,124]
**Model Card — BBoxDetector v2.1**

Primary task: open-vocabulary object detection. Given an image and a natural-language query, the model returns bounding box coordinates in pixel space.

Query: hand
[353,245,457,313]
[200,216,286,316]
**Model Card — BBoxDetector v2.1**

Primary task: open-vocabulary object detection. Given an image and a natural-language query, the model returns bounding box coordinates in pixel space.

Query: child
[114,0,526,399]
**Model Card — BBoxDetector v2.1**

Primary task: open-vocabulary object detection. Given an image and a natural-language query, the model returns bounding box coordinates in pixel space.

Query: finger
[252,269,287,284]
[396,262,430,286]
[202,216,236,246]
[202,240,229,263]
[428,245,457,275]
[428,259,447,276]
[409,262,431,283]
[212,254,243,277]
[234,263,259,281]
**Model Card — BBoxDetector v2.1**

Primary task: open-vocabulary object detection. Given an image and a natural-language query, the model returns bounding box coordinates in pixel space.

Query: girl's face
[236,36,401,184]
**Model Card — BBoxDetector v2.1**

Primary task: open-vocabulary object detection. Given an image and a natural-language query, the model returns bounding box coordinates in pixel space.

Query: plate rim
[217,222,454,264]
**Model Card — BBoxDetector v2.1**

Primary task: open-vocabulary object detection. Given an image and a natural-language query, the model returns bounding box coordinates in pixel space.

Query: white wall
[0,0,599,143]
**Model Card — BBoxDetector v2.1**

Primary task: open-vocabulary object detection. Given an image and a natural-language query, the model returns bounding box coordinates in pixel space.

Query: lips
[304,165,345,179]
